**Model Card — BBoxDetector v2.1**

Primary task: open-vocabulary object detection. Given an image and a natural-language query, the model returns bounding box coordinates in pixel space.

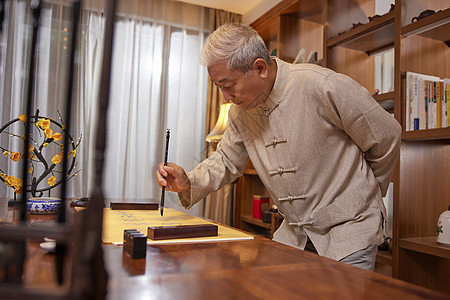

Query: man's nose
[222,90,235,102]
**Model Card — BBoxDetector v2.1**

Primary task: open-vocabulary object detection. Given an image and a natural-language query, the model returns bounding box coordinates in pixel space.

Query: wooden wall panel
[327,0,374,39]
[279,16,324,63]
[279,15,301,62]
[398,141,450,238]
[327,46,376,93]
[401,35,450,79]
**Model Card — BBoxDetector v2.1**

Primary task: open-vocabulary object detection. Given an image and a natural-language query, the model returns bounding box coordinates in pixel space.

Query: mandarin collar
[258,57,287,116]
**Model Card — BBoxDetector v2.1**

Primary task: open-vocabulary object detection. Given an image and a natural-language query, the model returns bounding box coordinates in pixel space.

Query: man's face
[208,60,269,110]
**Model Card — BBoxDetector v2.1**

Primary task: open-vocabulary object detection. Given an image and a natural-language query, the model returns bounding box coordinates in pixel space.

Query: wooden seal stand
[123,229,147,259]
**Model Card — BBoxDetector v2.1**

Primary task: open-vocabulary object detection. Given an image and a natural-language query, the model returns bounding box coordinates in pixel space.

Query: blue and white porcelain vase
[26,197,62,215]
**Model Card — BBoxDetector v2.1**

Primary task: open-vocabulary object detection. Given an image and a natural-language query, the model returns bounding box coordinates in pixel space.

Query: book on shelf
[442,78,450,127]
[405,72,449,131]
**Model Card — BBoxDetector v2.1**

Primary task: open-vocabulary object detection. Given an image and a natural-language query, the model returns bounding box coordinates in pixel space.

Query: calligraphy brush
[160,129,170,216]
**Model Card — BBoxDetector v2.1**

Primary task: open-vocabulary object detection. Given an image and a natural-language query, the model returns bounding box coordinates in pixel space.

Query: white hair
[200,23,271,73]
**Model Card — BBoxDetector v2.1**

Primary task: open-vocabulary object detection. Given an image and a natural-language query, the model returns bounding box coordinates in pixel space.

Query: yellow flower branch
[0,109,82,197]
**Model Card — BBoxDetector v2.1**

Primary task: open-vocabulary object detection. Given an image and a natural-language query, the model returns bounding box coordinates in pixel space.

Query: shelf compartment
[241,215,271,229]
[402,127,450,141]
[373,91,394,102]
[251,0,324,43]
[399,237,450,259]
[376,250,392,265]
[243,168,258,175]
[327,10,395,55]
[252,0,324,28]
[401,8,450,46]
[278,1,325,24]
[374,91,394,113]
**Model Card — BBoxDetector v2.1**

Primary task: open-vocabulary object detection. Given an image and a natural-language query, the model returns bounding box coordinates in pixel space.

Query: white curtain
[0,0,76,199]
[0,0,209,216]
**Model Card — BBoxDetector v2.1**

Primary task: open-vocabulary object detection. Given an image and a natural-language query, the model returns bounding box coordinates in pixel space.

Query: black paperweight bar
[111,202,158,210]
[147,224,218,240]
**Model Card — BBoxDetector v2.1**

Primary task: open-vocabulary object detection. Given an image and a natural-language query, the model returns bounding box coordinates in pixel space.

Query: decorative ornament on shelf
[293,48,305,64]
[0,109,82,200]
[437,205,450,245]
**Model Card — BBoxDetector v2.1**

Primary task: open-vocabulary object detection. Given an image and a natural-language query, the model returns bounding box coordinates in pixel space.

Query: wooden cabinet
[234,0,450,294]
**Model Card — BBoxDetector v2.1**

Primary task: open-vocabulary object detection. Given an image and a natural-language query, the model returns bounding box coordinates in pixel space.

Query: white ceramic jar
[437,205,450,245]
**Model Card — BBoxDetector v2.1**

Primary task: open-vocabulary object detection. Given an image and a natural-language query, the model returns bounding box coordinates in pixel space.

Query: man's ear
[253,58,268,78]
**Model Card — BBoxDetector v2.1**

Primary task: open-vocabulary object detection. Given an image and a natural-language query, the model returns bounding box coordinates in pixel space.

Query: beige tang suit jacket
[180,58,401,261]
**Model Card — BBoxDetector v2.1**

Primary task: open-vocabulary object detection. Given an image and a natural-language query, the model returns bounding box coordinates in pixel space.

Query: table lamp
[205,103,231,143]
[205,102,234,225]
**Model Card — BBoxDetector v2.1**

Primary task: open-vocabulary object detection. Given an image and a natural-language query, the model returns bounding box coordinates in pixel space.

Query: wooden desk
[13,208,450,299]
[103,237,450,300]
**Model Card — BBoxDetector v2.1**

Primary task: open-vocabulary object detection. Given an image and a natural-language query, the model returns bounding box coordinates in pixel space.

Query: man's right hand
[155,162,190,193]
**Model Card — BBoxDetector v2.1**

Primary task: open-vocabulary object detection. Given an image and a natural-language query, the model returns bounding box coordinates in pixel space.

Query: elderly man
[155,23,401,271]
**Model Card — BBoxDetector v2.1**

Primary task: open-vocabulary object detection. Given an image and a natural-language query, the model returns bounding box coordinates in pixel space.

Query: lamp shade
[205,103,231,143]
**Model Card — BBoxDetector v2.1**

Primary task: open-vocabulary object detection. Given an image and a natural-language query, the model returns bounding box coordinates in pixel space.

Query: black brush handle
[160,129,170,216]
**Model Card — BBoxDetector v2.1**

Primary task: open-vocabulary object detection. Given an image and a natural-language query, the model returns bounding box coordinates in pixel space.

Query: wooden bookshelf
[402,127,450,141]
[373,91,395,102]
[243,168,258,176]
[375,250,393,277]
[399,237,450,259]
[235,162,282,238]
[401,8,450,46]
[327,10,395,55]
[241,214,271,230]
[234,162,270,231]
[376,250,393,265]
[374,91,395,113]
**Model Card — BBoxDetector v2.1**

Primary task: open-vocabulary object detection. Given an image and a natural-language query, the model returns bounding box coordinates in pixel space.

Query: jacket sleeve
[178,107,249,209]
[321,73,401,196]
